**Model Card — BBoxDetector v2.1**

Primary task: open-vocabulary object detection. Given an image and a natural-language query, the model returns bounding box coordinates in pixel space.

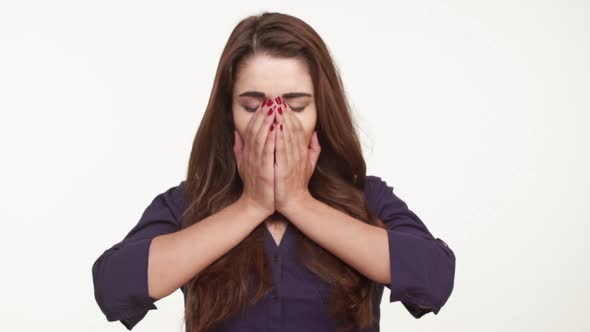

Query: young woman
[92,11,455,332]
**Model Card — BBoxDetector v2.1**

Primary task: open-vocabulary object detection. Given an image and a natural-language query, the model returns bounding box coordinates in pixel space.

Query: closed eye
[289,106,305,112]
[243,105,259,112]
[243,105,305,112]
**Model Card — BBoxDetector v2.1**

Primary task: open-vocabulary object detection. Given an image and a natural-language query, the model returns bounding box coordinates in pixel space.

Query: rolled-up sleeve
[366,175,455,318]
[91,181,186,330]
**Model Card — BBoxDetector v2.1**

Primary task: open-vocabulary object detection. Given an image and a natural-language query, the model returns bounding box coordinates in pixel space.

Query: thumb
[233,130,243,167]
[308,131,321,172]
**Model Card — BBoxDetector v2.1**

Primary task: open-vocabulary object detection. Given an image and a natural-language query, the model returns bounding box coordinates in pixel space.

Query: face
[232,53,317,145]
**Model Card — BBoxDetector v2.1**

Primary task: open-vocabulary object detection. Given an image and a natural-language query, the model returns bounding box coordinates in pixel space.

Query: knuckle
[254,138,263,149]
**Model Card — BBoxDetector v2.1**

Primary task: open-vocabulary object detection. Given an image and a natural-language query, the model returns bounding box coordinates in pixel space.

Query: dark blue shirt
[92,175,455,331]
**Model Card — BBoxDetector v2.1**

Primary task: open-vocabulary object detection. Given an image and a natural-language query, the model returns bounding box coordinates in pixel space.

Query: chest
[265,220,287,247]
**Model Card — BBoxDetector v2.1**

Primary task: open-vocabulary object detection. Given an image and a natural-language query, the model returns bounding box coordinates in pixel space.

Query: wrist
[238,195,273,221]
[278,190,313,217]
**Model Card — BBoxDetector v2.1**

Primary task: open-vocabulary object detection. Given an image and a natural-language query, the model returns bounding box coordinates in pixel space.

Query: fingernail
[275,96,282,104]
[270,124,275,131]
[267,99,274,107]
[267,107,274,115]
[280,124,283,131]
[277,107,282,115]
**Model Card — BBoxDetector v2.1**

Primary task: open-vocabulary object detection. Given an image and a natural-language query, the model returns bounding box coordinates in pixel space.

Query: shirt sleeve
[91,181,186,330]
[365,175,456,318]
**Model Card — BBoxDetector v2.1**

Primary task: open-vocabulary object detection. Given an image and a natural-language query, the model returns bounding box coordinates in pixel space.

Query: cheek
[233,110,252,136]
[293,113,316,141]
[298,111,317,134]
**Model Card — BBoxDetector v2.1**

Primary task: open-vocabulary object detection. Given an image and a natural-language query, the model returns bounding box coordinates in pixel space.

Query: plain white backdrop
[1,1,588,331]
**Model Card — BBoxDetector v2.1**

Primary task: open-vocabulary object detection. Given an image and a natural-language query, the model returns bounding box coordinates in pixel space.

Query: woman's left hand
[273,97,321,214]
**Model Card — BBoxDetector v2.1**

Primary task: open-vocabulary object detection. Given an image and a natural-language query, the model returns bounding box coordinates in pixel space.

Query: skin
[232,53,317,155]
[232,53,319,223]
[145,54,324,300]
[140,54,435,311]
[230,53,433,310]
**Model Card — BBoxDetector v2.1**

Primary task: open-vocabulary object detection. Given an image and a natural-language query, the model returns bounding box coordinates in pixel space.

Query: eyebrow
[238,91,313,99]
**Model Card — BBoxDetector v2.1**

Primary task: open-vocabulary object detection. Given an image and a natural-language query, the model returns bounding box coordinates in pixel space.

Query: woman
[92,11,455,332]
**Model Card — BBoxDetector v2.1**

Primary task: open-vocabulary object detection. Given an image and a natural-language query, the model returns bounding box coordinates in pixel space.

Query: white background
[1,1,588,331]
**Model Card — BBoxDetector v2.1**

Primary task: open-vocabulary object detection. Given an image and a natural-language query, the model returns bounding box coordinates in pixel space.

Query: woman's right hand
[233,97,278,218]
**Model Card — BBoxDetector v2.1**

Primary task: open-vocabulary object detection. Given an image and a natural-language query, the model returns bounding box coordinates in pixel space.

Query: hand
[273,96,321,214]
[233,98,278,218]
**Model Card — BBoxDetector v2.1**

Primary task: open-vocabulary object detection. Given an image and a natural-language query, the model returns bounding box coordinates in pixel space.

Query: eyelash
[244,105,305,112]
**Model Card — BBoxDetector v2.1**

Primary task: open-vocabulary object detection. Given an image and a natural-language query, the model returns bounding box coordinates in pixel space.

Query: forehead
[233,53,313,96]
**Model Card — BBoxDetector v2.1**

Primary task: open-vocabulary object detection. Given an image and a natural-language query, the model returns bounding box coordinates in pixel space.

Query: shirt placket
[263,223,292,331]
[268,249,283,330]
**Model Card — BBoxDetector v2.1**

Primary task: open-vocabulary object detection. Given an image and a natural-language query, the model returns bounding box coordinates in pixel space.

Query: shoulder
[364,174,391,203]
[364,175,404,218]
[153,180,187,220]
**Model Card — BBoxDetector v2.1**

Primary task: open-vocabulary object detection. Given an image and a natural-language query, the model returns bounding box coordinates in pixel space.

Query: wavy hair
[178,11,387,332]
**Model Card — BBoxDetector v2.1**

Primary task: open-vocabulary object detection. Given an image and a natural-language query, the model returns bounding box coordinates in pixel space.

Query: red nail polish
[270,124,274,131]
[267,99,274,107]
[267,107,274,115]
[277,107,282,114]
[275,96,282,104]
[280,124,283,131]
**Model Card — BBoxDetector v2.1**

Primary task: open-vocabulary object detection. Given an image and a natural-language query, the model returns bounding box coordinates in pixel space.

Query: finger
[263,120,277,172]
[275,101,288,170]
[288,106,306,156]
[233,129,243,169]
[245,99,272,170]
[254,98,277,159]
[275,97,289,169]
[243,103,264,175]
[308,130,321,176]
[283,104,299,166]
[243,100,265,151]
[308,130,321,152]
[279,101,293,168]
[244,100,265,143]
[246,98,271,148]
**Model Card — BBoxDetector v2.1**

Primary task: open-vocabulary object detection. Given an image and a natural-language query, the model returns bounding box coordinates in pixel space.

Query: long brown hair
[179,11,388,332]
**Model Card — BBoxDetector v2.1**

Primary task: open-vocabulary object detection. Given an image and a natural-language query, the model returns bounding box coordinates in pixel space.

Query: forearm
[281,194,391,285]
[148,197,269,300]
